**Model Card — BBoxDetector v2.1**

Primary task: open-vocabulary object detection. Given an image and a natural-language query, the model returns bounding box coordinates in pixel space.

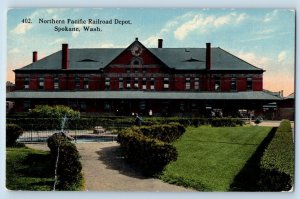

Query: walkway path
[26,142,193,192]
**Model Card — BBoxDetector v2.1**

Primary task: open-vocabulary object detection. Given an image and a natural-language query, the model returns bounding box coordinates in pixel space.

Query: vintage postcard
[6,8,295,192]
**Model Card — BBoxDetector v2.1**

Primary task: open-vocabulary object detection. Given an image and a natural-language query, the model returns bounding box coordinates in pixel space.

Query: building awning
[6,91,283,101]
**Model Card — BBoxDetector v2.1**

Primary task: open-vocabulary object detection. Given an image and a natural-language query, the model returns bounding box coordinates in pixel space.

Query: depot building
[7,38,282,117]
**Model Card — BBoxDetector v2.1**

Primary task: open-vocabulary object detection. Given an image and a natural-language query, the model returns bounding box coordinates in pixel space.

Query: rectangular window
[24,77,29,89]
[134,78,139,89]
[194,77,200,90]
[142,78,147,90]
[119,78,123,89]
[126,68,131,73]
[105,77,110,89]
[134,68,138,73]
[75,77,80,89]
[164,77,169,89]
[126,77,131,89]
[231,77,237,91]
[54,77,59,89]
[214,77,221,91]
[185,77,191,90]
[84,77,89,89]
[150,77,155,90]
[142,68,147,74]
[247,78,253,90]
[39,77,44,89]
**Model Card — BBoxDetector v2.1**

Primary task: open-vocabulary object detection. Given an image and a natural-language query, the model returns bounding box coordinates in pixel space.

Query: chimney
[62,43,69,70]
[32,51,38,62]
[206,43,211,70]
[158,39,163,48]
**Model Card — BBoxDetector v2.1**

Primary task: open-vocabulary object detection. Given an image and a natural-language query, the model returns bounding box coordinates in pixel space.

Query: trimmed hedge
[7,117,244,131]
[47,133,82,190]
[136,122,185,143]
[6,117,134,131]
[259,120,294,191]
[211,118,244,127]
[117,128,178,176]
[6,124,23,147]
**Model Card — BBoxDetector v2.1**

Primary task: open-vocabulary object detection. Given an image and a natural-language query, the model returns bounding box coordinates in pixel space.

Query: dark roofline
[218,47,265,72]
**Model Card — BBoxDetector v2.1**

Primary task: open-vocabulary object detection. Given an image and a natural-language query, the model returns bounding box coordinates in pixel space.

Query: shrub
[7,117,133,131]
[6,124,23,147]
[211,118,244,127]
[137,123,185,143]
[259,120,294,191]
[117,128,178,176]
[29,105,80,119]
[47,133,82,190]
[254,118,261,125]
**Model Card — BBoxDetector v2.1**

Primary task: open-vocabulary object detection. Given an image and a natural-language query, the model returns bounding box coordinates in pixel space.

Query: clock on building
[131,44,143,56]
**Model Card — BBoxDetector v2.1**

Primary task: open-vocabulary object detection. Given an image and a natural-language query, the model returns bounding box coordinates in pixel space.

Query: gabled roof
[149,47,263,71]
[15,41,264,72]
[19,48,124,71]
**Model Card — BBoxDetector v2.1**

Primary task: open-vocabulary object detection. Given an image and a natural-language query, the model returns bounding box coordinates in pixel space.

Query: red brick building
[7,38,281,117]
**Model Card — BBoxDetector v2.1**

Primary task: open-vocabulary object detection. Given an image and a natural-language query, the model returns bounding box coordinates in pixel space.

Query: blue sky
[7,8,295,95]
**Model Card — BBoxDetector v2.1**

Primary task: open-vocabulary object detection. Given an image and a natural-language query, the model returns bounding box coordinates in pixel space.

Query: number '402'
[22,18,32,23]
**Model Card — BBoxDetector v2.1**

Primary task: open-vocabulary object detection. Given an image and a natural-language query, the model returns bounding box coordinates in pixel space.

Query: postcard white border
[1,1,299,199]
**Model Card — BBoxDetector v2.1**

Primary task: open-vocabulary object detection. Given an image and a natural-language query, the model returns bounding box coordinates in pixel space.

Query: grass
[6,146,54,191]
[160,125,272,191]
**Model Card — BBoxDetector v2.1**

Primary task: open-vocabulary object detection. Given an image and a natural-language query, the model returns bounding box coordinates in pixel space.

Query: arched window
[131,57,143,66]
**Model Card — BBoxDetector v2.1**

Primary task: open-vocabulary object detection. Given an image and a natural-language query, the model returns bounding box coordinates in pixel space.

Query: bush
[47,133,82,190]
[137,122,185,143]
[117,128,178,176]
[6,124,23,147]
[7,117,134,131]
[143,117,210,127]
[254,118,261,125]
[211,118,244,127]
[259,120,294,191]
[29,105,80,119]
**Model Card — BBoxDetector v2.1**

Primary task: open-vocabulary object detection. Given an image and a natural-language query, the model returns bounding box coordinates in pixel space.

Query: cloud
[174,12,247,40]
[143,36,160,47]
[236,51,271,68]
[50,38,66,45]
[8,48,20,54]
[213,15,230,27]
[11,23,34,34]
[72,24,84,38]
[174,14,213,40]
[10,8,69,35]
[264,10,278,22]
[143,18,179,47]
[277,51,287,63]
[236,13,247,23]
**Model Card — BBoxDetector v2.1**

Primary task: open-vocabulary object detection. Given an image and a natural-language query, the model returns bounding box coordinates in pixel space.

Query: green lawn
[160,126,272,191]
[6,147,54,191]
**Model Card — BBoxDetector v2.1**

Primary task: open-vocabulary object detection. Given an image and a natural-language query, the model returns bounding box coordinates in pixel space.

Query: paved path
[26,142,193,192]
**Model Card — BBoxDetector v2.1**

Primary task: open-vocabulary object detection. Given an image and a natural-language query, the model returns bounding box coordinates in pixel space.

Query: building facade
[7,38,281,117]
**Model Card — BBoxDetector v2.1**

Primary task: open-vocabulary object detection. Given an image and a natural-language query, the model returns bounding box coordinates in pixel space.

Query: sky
[7,8,295,96]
